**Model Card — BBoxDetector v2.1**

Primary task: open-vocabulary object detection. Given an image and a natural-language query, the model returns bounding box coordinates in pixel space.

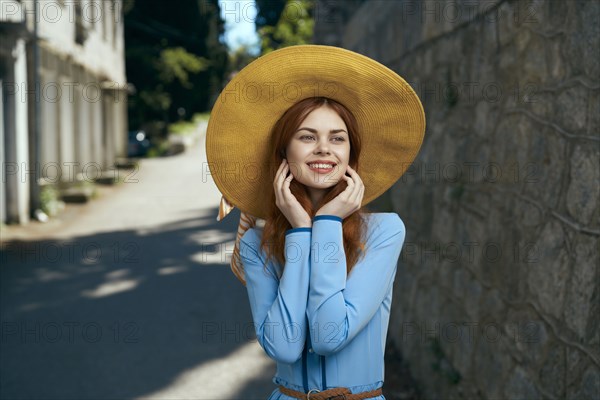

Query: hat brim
[206,45,426,220]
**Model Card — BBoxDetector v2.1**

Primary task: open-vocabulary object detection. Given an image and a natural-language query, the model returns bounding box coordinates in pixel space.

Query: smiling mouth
[307,163,336,173]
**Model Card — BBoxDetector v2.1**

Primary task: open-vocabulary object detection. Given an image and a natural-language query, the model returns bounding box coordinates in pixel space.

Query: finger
[351,172,364,199]
[348,184,362,209]
[340,168,351,186]
[341,174,354,191]
[339,175,355,202]
[282,167,295,199]
[349,176,362,202]
[349,171,364,203]
[274,160,286,186]
[353,183,364,204]
[279,164,290,195]
[347,167,364,201]
[347,174,358,195]
[344,171,356,189]
[347,166,364,186]
[280,163,290,182]
[275,163,289,202]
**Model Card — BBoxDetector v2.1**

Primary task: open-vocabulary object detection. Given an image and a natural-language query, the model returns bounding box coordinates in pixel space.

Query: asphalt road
[0,124,277,399]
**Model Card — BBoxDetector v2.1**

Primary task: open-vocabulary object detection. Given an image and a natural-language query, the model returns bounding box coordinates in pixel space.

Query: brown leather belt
[278,385,383,400]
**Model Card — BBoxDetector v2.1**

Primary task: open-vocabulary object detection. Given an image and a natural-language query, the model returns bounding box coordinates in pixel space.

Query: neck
[308,188,325,211]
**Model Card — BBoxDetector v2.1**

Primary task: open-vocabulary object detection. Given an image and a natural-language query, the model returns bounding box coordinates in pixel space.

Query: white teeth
[308,163,334,169]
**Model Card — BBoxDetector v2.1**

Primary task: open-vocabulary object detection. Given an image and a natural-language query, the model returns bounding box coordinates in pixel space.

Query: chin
[310,179,340,188]
[300,166,343,186]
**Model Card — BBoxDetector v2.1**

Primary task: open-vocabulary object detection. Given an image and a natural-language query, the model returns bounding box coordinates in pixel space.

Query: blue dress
[240,212,406,400]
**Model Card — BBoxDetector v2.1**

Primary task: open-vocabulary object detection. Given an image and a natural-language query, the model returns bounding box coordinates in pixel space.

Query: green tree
[124,0,228,136]
[255,0,287,29]
[156,47,209,87]
[256,0,314,54]
[227,45,258,75]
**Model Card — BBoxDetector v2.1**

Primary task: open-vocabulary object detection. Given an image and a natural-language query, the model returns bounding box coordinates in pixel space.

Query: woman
[206,45,425,400]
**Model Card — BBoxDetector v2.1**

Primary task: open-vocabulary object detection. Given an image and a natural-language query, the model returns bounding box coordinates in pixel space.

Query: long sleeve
[307,213,406,356]
[240,226,311,364]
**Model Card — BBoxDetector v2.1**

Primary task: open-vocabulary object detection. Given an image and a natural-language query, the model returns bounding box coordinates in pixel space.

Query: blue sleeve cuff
[313,215,342,223]
[286,227,311,235]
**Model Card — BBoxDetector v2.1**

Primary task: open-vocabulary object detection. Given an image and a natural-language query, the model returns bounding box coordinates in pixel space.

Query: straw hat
[206,44,426,285]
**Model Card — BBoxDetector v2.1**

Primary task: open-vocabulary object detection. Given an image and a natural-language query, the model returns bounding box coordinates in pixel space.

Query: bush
[40,185,63,217]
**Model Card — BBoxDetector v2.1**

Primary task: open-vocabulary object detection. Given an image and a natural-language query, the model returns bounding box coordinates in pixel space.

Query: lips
[307,163,336,174]
[307,163,335,167]
[306,161,336,167]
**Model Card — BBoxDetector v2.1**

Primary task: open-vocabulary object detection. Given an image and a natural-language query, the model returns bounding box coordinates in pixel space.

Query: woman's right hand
[274,159,312,229]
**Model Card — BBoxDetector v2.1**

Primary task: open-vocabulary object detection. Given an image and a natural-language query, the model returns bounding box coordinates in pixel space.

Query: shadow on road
[1,206,276,399]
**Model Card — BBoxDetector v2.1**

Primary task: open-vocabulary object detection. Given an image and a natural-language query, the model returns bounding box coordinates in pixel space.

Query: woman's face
[285,105,351,194]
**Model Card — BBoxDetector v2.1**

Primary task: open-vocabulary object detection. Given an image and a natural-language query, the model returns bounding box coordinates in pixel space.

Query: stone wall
[313,0,600,398]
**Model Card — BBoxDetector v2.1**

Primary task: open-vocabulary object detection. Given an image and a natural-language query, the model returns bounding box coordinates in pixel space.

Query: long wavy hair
[259,97,373,279]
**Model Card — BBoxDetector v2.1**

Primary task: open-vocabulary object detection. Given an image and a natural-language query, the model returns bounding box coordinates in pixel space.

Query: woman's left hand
[315,165,365,220]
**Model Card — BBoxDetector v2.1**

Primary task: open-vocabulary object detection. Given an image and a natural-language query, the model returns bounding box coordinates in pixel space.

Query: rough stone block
[569,365,600,400]
[528,219,569,318]
[521,125,565,210]
[497,1,517,47]
[564,233,600,342]
[566,144,600,226]
[504,366,541,400]
[565,0,600,79]
[540,345,566,398]
[512,195,544,230]
[438,259,454,291]
[520,31,548,85]
[491,113,532,185]
[453,268,468,300]
[554,85,589,133]
[473,333,513,399]
[464,278,482,320]
[547,37,567,81]
[588,90,599,135]
[481,288,505,318]
[504,309,549,368]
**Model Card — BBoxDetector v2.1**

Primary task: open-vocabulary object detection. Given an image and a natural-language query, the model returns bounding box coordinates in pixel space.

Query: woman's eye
[300,136,345,142]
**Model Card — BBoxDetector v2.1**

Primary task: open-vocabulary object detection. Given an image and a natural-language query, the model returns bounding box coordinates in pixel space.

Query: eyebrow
[295,127,348,134]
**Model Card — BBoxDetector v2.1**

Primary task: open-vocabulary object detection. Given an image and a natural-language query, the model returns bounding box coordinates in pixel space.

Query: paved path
[0,124,276,399]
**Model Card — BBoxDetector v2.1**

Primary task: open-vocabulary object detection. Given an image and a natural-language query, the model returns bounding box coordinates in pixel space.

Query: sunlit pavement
[0,123,276,399]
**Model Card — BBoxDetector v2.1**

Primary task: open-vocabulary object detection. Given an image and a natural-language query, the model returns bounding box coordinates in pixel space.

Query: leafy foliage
[124,0,228,136]
[256,0,315,54]
[156,47,209,87]
[226,45,259,75]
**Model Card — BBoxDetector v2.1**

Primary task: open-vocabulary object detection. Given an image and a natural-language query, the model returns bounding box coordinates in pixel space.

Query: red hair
[259,97,374,277]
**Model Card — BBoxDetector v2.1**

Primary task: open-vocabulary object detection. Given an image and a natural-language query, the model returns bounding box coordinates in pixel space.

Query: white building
[1,0,128,224]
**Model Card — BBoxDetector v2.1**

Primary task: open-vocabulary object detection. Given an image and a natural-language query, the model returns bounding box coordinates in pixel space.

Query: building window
[74,1,88,45]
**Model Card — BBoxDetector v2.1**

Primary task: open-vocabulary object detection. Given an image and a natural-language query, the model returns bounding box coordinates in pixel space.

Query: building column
[58,73,76,183]
[0,52,5,224]
[101,82,129,167]
[90,91,103,167]
[102,89,115,169]
[76,69,93,179]
[39,67,60,182]
[1,37,30,224]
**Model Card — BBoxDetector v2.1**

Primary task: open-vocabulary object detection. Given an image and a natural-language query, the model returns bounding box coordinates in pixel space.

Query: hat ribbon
[217,195,258,286]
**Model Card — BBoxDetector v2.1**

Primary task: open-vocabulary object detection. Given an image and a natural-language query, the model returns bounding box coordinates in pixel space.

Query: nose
[314,138,330,155]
